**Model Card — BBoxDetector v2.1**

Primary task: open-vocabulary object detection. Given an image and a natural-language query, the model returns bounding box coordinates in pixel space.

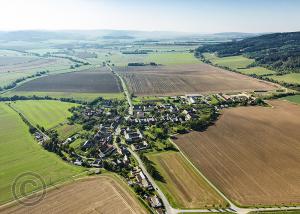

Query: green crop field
[280,95,300,104]
[146,52,201,65]
[146,151,226,209]
[109,52,200,66]
[2,91,124,102]
[109,52,146,66]
[10,100,78,130]
[0,103,83,205]
[269,73,300,85]
[237,67,276,76]
[203,53,254,69]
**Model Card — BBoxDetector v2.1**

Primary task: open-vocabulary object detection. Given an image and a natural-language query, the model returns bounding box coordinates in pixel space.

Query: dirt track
[0,176,147,214]
[174,100,300,206]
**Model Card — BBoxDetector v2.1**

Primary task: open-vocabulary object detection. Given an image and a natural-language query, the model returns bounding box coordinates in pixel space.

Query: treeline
[46,54,90,65]
[139,153,165,183]
[196,31,300,73]
[128,62,158,66]
[0,71,49,91]
[0,95,87,104]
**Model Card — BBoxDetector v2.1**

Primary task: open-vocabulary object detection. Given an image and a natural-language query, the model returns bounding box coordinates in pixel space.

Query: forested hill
[195,31,300,73]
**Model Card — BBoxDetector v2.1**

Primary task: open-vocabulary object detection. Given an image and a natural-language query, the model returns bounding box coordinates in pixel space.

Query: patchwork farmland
[0,176,147,214]
[0,55,72,88]
[174,100,300,206]
[115,64,277,96]
[15,68,122,93]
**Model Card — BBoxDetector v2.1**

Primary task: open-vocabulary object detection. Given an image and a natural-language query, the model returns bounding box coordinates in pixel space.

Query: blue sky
[0,0,299,33]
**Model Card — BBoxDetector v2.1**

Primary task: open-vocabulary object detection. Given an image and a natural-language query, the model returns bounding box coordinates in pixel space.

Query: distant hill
[102,35,135,40]
[196,31,300,73]
[0,30,258,43]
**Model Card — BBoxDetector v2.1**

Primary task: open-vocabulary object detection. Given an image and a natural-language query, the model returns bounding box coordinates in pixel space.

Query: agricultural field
[146,151,226,209]
[0,71,37,88]
[54,123,82,141]
[0,176,147,214]
[280,95,300,104]
[14,68,122,93]
[202,53,254,69]
[108,52,147,66]
[116,64,277,96]
[268,73,300,85]
[0,55,72,88]
[237,67,276,76]
[0,56,63,72]
[109,52,200,66]
[10,100,78,130]
[174,100,300,206]
[0,103,82,205]
[146,52,201,65]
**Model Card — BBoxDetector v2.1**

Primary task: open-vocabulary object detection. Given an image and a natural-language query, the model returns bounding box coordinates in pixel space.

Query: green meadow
[109,52,200,66]
[0,103,83,204]
[10,100,78,130]
[237,67,276,76]
[280,95,300,104]
[269,73,300,85]
[146,52,201,65]
[203,53,254,69]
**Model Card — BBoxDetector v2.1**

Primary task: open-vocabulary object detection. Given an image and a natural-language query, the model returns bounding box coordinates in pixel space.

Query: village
[31,92,261,213]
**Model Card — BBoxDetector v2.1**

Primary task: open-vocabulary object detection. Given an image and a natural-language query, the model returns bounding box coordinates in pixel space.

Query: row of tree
[0,70,49,91]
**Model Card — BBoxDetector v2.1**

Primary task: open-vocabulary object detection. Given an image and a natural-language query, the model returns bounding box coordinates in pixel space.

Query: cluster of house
[34,131,47,144]
[217,92,257,106]
[128,166,163,211]
[123,128,150,151]
[127,103,185,126]
[82,125,116,158]
[82,106,104,117]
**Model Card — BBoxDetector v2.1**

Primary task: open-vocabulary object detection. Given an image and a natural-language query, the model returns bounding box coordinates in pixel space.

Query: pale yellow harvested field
[0,176,147,214]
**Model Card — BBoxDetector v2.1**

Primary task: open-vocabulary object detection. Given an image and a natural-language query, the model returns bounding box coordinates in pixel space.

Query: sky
[0,0,299,33]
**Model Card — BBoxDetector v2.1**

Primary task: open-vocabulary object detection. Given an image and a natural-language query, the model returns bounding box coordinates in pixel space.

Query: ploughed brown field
[15,68,122,93]
[174,100,300,206]
[115,64,277,96]
[0,176,147,214]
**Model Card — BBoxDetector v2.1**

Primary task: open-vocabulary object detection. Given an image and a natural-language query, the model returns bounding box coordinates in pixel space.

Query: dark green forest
[196,32,300,73]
